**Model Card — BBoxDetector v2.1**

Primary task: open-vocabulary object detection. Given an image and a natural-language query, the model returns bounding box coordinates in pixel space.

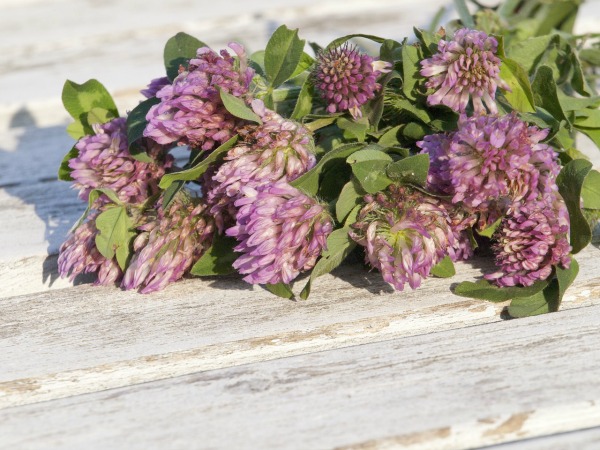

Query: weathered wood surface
[3,304,600,449]
[2,0,600,448]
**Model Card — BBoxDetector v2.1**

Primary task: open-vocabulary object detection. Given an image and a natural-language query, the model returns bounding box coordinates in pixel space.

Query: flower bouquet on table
[57,0,600,317]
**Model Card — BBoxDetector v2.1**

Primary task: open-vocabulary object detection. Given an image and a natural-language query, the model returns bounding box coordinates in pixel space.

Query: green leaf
[557,159,593,254]
[264,25,306,88]
[575,127,600,152]
[89,188,122,205]
[454,278,549,303]
[325,34,386,51]
[337,117,369,142]
[507,35,555,74]
[291,143,366,196]
[159,135,239,189]
[289,52,315,80]
[477,216,503,238]
[402,43,421,101]
[506,259,578,318]
[507,284,557,318]
[575,109,600,128]
[351,160,392,194]
[380,39,403,62]
[66,121,87,140]
[62,79,119,126]
[219,90,261,124]
[531,65,568,124]
[582,170,600,210]
[386,154,430,186]
[386,95,431,124]
[126,97,160,163]
[378,126,401,147]
[164,32,206,81]
[453,0,475,28]
[499,58,536,113]
[300,227,357,299]
[291,77,314,120]
[58,146,79,181]
[162,180,186,210]
[94,206,135,270]
[556,258,579,307]
[190,234,238,276]
[346,148,392,164]
[336,179,364,223]
[70,188,122,232]
[87,107,117,126]
[304,116,337,132]
[430,255,455,278]
[263,283,294,300]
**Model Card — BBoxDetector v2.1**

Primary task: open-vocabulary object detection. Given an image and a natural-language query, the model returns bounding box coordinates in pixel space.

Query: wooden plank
[1,244,599,410]
[0,0,447,107]
[485,425,600,449]
[2,304,600,449]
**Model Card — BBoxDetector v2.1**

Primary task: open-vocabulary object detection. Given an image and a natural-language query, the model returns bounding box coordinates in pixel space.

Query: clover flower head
[349,185,457,291]
[122,193,215,293]
[204,99,316,232]
[419,114,556,216]
[314,43,391,119]
[69,117,172,207]
[226,182,333,285]
[141,76,171,99]
[485,193,571,287]
[420,28,509,114]
[57,212,122,286]
[144,43,254,150]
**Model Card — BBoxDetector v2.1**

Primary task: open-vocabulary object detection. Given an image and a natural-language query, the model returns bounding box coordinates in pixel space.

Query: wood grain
[2,304,600,449]
[2,1,600,448]
[1,244,599,410]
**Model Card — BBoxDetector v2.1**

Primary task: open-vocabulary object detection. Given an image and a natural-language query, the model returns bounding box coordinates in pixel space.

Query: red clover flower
[226,182,333,285]
[314,44,391,119]
[420,28,509,114]
[144,43,254,151]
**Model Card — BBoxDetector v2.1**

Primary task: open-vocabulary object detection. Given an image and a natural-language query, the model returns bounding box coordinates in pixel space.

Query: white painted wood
[2,304,600,450]
[2,2,600,449]
[1,244,599,410]
[486,425,600,450]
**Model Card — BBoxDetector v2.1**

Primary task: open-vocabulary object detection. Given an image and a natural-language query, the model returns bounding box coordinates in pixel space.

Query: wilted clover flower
[204,99,316,232]
[485,193,571,287]
[226,182,333,285]
[144,43,254,151]
[122,193,215,294]
[418,114,558,216]
[314,43,391,119]
[58,213,122,286]
[141,76,170,99]
[420,28,509,114]
[70,117,172,206]
[349,185,458,291]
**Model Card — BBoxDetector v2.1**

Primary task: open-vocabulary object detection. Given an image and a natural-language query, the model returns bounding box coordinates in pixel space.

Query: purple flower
[204,99,316,232]
[314,44,391,119]
[418,114,558,216]
[226,182,333,285]
[141,76,170,99]
[420,28,509,114]
[122,193,214,293]
[485,193,571,287]
[70,117,172,206]
[58,212,122,286]
[349,185,458,291]
[144,43,254,151]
